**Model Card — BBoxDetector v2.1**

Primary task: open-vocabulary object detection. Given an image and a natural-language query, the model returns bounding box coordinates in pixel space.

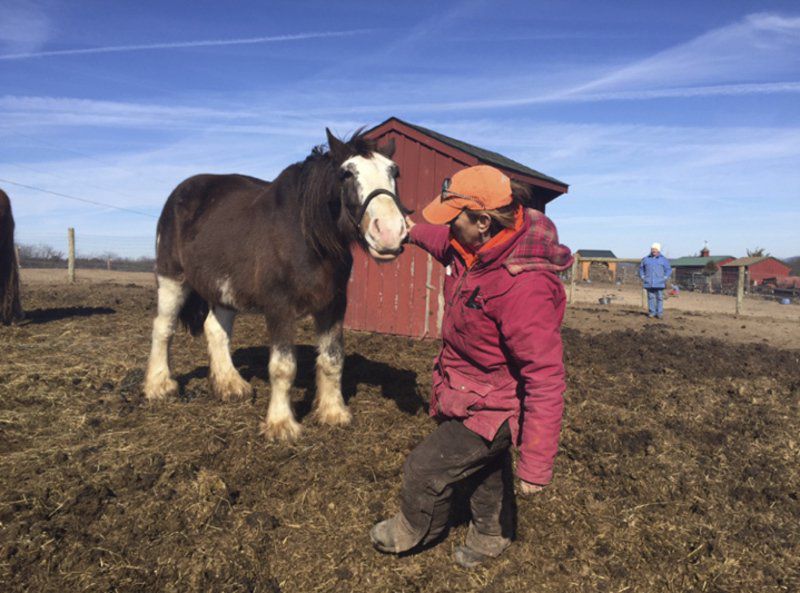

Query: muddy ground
[1,282,798,593]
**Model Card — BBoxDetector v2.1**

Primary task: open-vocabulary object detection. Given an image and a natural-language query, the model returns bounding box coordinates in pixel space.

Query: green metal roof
[670,256,734,267]
[395,118,568,188]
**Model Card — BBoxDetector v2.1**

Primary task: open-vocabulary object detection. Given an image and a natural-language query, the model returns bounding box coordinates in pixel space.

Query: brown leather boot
[454,545,492,568]
[454,522,511,568]
[369,513,422,554]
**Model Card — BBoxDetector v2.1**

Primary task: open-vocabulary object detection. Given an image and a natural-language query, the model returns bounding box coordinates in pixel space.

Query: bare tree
[746,247,769,257]
[18,243,64,261]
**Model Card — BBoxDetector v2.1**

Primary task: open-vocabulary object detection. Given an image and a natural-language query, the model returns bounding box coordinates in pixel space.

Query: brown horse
[144,129,408,440]
[0,189,23,325]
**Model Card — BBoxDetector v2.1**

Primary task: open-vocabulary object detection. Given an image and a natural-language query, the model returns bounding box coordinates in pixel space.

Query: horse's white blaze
[343,153,407,256]
[144,275,189,400]
[315,326,351,425]
[262,347,301,440]
[217,277,238,309]
[204,306,250,400]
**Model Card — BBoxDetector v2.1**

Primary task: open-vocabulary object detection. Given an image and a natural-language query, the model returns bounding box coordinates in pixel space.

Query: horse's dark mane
[343,127,378,157]
[297,129,377,261]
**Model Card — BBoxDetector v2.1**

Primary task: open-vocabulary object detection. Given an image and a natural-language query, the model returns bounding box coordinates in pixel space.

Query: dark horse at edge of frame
[0,189,24,325]
[144,129,409,440]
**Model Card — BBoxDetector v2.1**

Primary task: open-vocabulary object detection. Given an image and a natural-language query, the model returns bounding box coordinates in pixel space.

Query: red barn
[721,256,792,288]
[345,117,569,338]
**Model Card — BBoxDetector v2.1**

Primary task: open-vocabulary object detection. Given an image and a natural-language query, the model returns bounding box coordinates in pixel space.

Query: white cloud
[0,29,375,60]
[0,1,51,54]
[563,13,800,96]
[254,12,800,115]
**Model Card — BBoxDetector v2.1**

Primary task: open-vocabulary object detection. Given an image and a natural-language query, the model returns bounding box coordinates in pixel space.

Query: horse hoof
[260,417,302,442]
[212,374,253,402]
[315,405,352,426]
[144,375,178,401]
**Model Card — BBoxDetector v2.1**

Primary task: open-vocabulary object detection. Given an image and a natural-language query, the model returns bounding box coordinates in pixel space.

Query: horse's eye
[339,169,353,181]
[391,166,400,178]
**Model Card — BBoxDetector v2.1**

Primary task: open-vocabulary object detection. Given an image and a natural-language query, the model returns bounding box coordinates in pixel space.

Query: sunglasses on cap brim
[441,177,486,209]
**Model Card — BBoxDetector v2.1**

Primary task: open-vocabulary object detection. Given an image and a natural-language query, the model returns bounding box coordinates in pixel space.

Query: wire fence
[15,232,155,261]
[564,256,797,314]
[16,230,155,273]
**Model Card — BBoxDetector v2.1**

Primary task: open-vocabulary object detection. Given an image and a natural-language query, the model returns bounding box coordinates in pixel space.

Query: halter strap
[351,188,414,227]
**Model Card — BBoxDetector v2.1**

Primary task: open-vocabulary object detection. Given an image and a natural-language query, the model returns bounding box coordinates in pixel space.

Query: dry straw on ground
[1,282,798,592]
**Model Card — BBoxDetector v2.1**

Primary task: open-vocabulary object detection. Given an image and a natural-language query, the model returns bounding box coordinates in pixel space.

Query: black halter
[349,187,414,227]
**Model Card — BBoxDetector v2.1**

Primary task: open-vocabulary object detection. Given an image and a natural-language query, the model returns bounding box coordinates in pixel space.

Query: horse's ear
[378,137,396,159]
[326,128,348,163]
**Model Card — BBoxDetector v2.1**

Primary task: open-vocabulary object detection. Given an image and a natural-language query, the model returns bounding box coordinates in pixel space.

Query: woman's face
[449,210,489,249]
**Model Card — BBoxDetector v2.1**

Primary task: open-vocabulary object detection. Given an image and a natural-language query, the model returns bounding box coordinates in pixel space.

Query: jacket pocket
[434,368,493,419]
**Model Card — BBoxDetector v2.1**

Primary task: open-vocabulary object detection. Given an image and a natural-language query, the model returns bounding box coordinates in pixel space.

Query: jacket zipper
[448,254,478,307]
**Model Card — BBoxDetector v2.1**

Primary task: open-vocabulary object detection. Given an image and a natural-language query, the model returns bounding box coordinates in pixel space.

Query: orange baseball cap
[422,165,513,224]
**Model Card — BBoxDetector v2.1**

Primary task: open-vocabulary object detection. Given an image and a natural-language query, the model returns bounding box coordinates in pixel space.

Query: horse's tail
[0,192,23,325]
[154,180,208,337]
[178,289,208,337]
[0,260,23,325]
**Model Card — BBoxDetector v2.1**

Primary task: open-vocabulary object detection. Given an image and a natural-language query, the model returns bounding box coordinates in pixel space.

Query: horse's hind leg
[260,315,301,441]
[312,315,351,426]
[204,306,252,401]
[144,275,189,400]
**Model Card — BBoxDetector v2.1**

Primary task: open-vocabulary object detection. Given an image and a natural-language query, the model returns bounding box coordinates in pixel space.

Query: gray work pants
[400,419,514,555]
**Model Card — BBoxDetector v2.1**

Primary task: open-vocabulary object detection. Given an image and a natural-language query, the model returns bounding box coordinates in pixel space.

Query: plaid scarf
[504,209,573,275]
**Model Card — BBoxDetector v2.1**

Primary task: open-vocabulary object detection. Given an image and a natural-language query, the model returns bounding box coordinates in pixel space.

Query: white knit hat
[651,242,661,251]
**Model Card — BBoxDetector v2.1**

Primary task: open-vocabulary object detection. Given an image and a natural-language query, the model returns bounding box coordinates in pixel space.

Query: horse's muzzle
[368,244,405,261]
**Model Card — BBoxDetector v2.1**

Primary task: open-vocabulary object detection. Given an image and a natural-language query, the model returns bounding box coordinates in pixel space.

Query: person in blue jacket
[639,243,671,319]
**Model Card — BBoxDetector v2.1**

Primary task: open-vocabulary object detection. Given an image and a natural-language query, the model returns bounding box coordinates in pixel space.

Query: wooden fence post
[569,256,579,304]
[735,266,744,316]
[15,245,22,270]
[67,227,75,284]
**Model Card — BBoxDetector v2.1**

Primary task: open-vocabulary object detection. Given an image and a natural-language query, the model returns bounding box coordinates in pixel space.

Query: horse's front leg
[260,315,301,441]
[260,344,301,441]
[313,316,352,426]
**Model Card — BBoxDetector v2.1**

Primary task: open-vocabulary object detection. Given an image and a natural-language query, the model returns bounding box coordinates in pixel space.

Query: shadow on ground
[21,306,116,324]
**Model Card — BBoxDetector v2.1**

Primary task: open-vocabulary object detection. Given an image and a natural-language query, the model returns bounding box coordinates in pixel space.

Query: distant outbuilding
[671,245,734,290]
[576,249,617,282]
[721,256,791,288]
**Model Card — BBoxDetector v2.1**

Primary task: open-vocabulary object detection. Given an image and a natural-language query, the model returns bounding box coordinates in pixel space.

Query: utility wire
[8,161,152,204]
[0,177,157,218]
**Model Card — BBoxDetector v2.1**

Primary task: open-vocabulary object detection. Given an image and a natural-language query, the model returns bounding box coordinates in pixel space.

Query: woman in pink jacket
[370,165,573,567]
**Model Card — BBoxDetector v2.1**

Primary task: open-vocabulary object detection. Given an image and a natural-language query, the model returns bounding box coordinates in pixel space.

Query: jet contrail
[0,29,374,60]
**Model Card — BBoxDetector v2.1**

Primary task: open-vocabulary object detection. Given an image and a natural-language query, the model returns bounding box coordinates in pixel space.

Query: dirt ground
[1,274,798,593]
[20,268,156,287]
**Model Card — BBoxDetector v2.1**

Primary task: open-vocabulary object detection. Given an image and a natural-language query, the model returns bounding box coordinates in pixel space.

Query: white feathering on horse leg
[315,355,351,425]
[314,329,351,425]
[144,276,188,400]
[204,307,251,401]
[261,347,301,441]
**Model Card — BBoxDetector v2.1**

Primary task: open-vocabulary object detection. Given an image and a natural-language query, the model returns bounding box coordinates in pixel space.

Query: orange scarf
[450,206,524,269]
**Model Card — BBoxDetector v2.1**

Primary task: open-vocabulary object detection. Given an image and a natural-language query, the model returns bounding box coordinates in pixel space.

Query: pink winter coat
[408,209,573,485]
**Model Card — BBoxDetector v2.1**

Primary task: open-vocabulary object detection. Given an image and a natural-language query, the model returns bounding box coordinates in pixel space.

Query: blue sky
[1,0,798,259]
